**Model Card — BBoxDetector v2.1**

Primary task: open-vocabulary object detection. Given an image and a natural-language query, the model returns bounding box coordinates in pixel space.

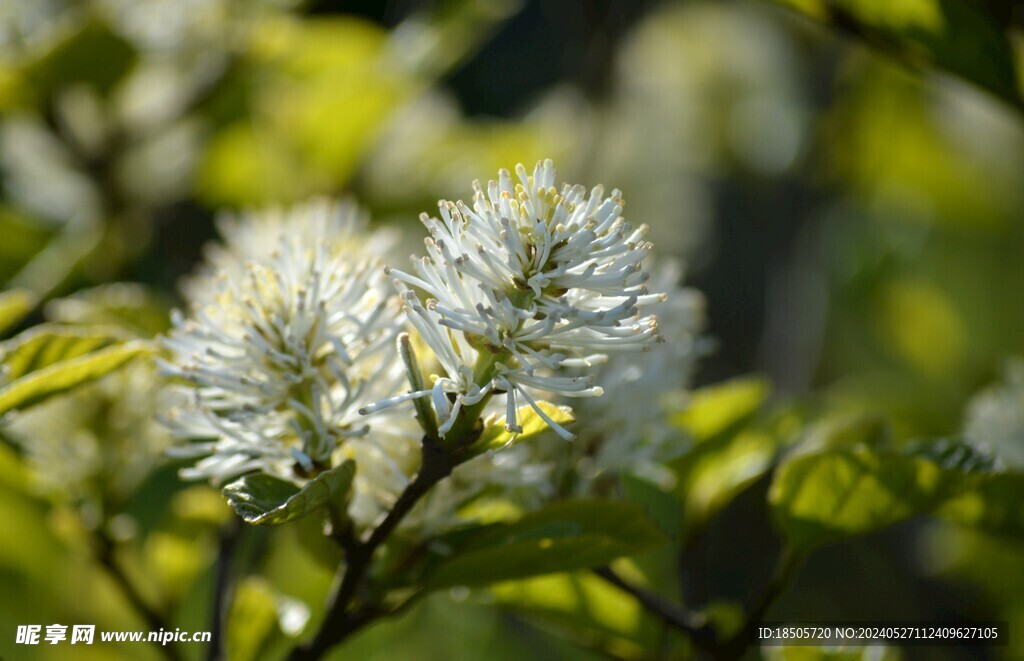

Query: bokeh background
[1,0,1024,659]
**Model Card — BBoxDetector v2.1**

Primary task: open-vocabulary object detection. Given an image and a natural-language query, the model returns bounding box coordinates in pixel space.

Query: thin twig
[595,549,802,661]
[593,566,721,657]
[287,438,453,661]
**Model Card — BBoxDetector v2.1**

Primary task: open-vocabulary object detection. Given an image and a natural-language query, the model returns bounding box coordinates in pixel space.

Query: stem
[437,350,500,452]
[287,438,454,661]
[597,548,802,661]
[471,350,500,386]
[593,566,721,658]
[96,531,183,661]
[288,347,503,659]
[206,516,242,661]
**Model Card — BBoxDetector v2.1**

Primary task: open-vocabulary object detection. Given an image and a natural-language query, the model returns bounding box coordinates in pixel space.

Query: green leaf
[673,377,769,443]
[768,446,978,552]
[27,21,138,98]
[0,290,36,336]
[675,427,782,540]
[671,403,799,541]
[420,500,668,590]
[940,472,1024,539]
[772,0,1021,108]
[475,401,575,451]
[0,339,151,415]
[0,324,128,382]
[293,513,344,570]
[227,578,282,661]
[492,570,648,644]
[0,207,52,283]
[799,413,891,453]
[223,460,355,526]
[621,473,683,542]
[227,578,310,661]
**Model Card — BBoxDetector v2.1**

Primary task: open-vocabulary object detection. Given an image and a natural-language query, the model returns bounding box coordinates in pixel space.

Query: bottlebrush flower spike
[365,159,665,440]
[160,203,410,485]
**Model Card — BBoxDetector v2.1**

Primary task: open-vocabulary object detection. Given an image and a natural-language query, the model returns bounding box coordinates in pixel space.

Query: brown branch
[593,566,722,658]
[287,438,453,660]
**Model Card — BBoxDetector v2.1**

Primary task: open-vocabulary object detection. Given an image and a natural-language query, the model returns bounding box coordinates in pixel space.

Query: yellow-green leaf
[0,340,151,415]
[227,578,310,661]
[475,401,575,451]
[768,446,978,552]
[673,377,769,443]
[0,290,36,336]
[940,472,1024,540]
[420,500,668,590]
[492,570,647,647]
[0,324,129,383]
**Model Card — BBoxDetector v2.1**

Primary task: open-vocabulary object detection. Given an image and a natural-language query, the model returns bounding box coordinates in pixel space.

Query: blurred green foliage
[1,0,1024,659]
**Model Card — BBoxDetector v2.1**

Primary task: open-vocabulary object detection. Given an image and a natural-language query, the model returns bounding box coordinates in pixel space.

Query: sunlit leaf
[940,472,1024,539]
[875,278,966,378]
[0,325,128,382]
[676,428,781,540]
[248,16,387,75]
[671,404,799,541]
[763,643,902,660]
[198,123,312,206]
[673,377,769,442]
[227,577,310,661]
[145,530,213,603]
[796,413,891,455]
[0,336,152,415]
[26,21,138,98]
[223,460,355,526]
[475,401,576,451]
[769,446,984,551]
[228,578,281,661]
[420,500,668,589]
[0,290,36,336]
[199,16,416,207]
[492,570,647,644]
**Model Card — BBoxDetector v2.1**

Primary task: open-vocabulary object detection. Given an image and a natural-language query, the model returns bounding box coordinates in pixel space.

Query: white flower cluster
[563,261,706,490]
[964,360,1024,470]
[366,159,664,440]
[419,261,705,525]
[181,198,395,306]
[382,262,704,532]
[161,201,416,485]
[162,163,701,537]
